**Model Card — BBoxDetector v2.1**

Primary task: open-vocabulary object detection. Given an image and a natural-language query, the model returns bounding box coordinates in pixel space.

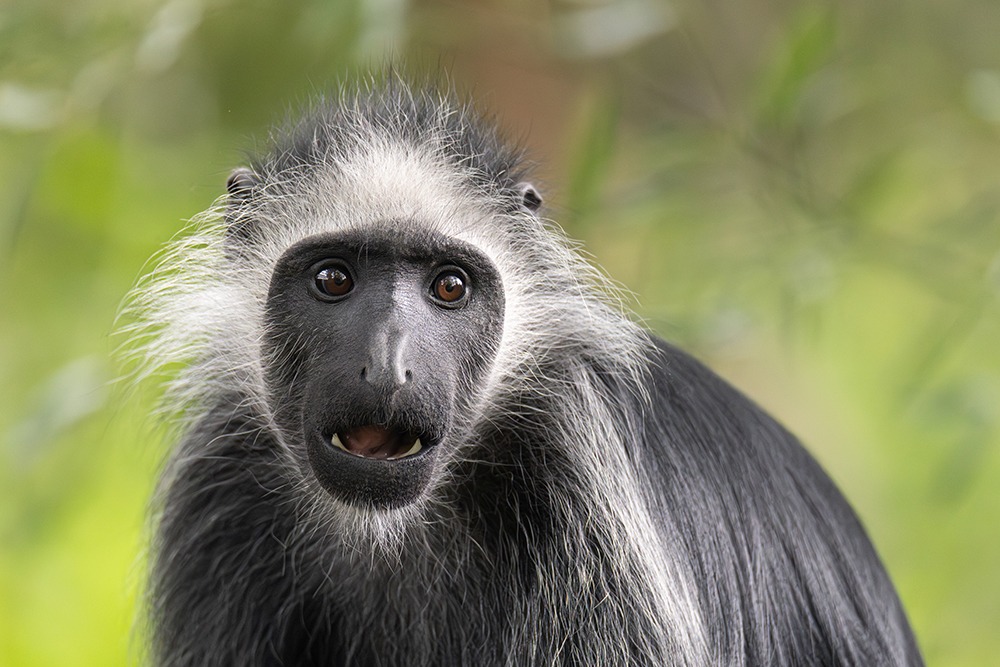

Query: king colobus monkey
[128,80,923,666]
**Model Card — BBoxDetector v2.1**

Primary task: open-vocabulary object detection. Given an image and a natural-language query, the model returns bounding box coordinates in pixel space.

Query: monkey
[126,79,924,666]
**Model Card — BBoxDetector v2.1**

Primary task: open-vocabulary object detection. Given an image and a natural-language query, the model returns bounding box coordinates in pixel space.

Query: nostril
[404,370,413,383]
[360,367,367,380]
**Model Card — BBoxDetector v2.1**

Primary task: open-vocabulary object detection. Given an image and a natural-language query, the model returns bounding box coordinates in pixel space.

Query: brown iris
[315,265,353,297]
[433,270,467,304]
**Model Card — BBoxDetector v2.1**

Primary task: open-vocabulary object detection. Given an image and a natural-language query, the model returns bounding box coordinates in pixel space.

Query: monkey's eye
[314,264,354,298]
[431,269,468,305]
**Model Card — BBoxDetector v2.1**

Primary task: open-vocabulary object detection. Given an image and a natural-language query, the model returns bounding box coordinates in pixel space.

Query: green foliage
[2,1,998,665]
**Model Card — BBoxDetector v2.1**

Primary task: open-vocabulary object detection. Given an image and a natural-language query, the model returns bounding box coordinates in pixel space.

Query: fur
[125,79,923,666]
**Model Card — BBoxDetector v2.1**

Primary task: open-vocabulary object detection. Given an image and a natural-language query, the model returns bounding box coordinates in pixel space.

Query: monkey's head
[204,88,551,514]
[129,84,639,525]
[262,225,505,509]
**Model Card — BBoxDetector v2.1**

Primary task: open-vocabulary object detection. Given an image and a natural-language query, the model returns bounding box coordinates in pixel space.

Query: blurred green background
[2,0,998,664]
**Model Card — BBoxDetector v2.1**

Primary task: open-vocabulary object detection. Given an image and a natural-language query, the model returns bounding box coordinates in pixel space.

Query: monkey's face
[263,227,505,510]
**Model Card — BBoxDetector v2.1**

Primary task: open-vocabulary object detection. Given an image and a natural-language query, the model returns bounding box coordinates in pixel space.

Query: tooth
[403,438,422,458]
[331,433,348,451]
[389,438,422,460]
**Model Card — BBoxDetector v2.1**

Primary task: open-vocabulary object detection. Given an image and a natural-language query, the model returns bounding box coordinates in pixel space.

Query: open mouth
[309,423,440,508]
[329,425,425,461]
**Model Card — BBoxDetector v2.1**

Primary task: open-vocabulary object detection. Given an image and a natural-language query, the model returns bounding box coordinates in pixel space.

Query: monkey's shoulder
[643,337,800,444]
[641,335,863,521]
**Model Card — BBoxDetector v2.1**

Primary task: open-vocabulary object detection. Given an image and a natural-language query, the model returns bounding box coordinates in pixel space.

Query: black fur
[141,83,923,666]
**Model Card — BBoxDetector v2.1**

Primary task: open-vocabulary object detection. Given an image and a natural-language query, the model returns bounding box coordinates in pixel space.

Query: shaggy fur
[126,79,923,666]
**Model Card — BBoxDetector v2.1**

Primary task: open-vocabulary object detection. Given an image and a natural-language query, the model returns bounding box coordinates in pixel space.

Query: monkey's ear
[225,167,260,244]
[226,167,258,203]
[516,182,543,213]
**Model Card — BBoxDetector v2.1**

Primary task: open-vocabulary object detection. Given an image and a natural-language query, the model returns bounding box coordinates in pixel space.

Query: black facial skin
[264,227,505,510]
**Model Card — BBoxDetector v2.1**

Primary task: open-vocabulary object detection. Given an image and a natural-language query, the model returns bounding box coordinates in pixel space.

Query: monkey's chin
[306,430,438,510]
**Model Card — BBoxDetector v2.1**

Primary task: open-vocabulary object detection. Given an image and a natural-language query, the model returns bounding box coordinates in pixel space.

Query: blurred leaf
[910,376,1000,501]
[842,150,903,226]
[4,356,109,471]
[566,87,620,231]
[553,0,677,60]
[754,4,838,129]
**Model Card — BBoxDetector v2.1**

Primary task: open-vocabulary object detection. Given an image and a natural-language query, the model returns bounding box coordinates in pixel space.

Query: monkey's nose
[361,329,412,392]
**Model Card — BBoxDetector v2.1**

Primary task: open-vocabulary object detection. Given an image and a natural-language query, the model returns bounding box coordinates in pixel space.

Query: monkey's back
[638,338,923,665]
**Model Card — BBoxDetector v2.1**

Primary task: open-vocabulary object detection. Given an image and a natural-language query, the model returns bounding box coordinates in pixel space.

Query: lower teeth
[389,438,422,460]
[330,434,423,459]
